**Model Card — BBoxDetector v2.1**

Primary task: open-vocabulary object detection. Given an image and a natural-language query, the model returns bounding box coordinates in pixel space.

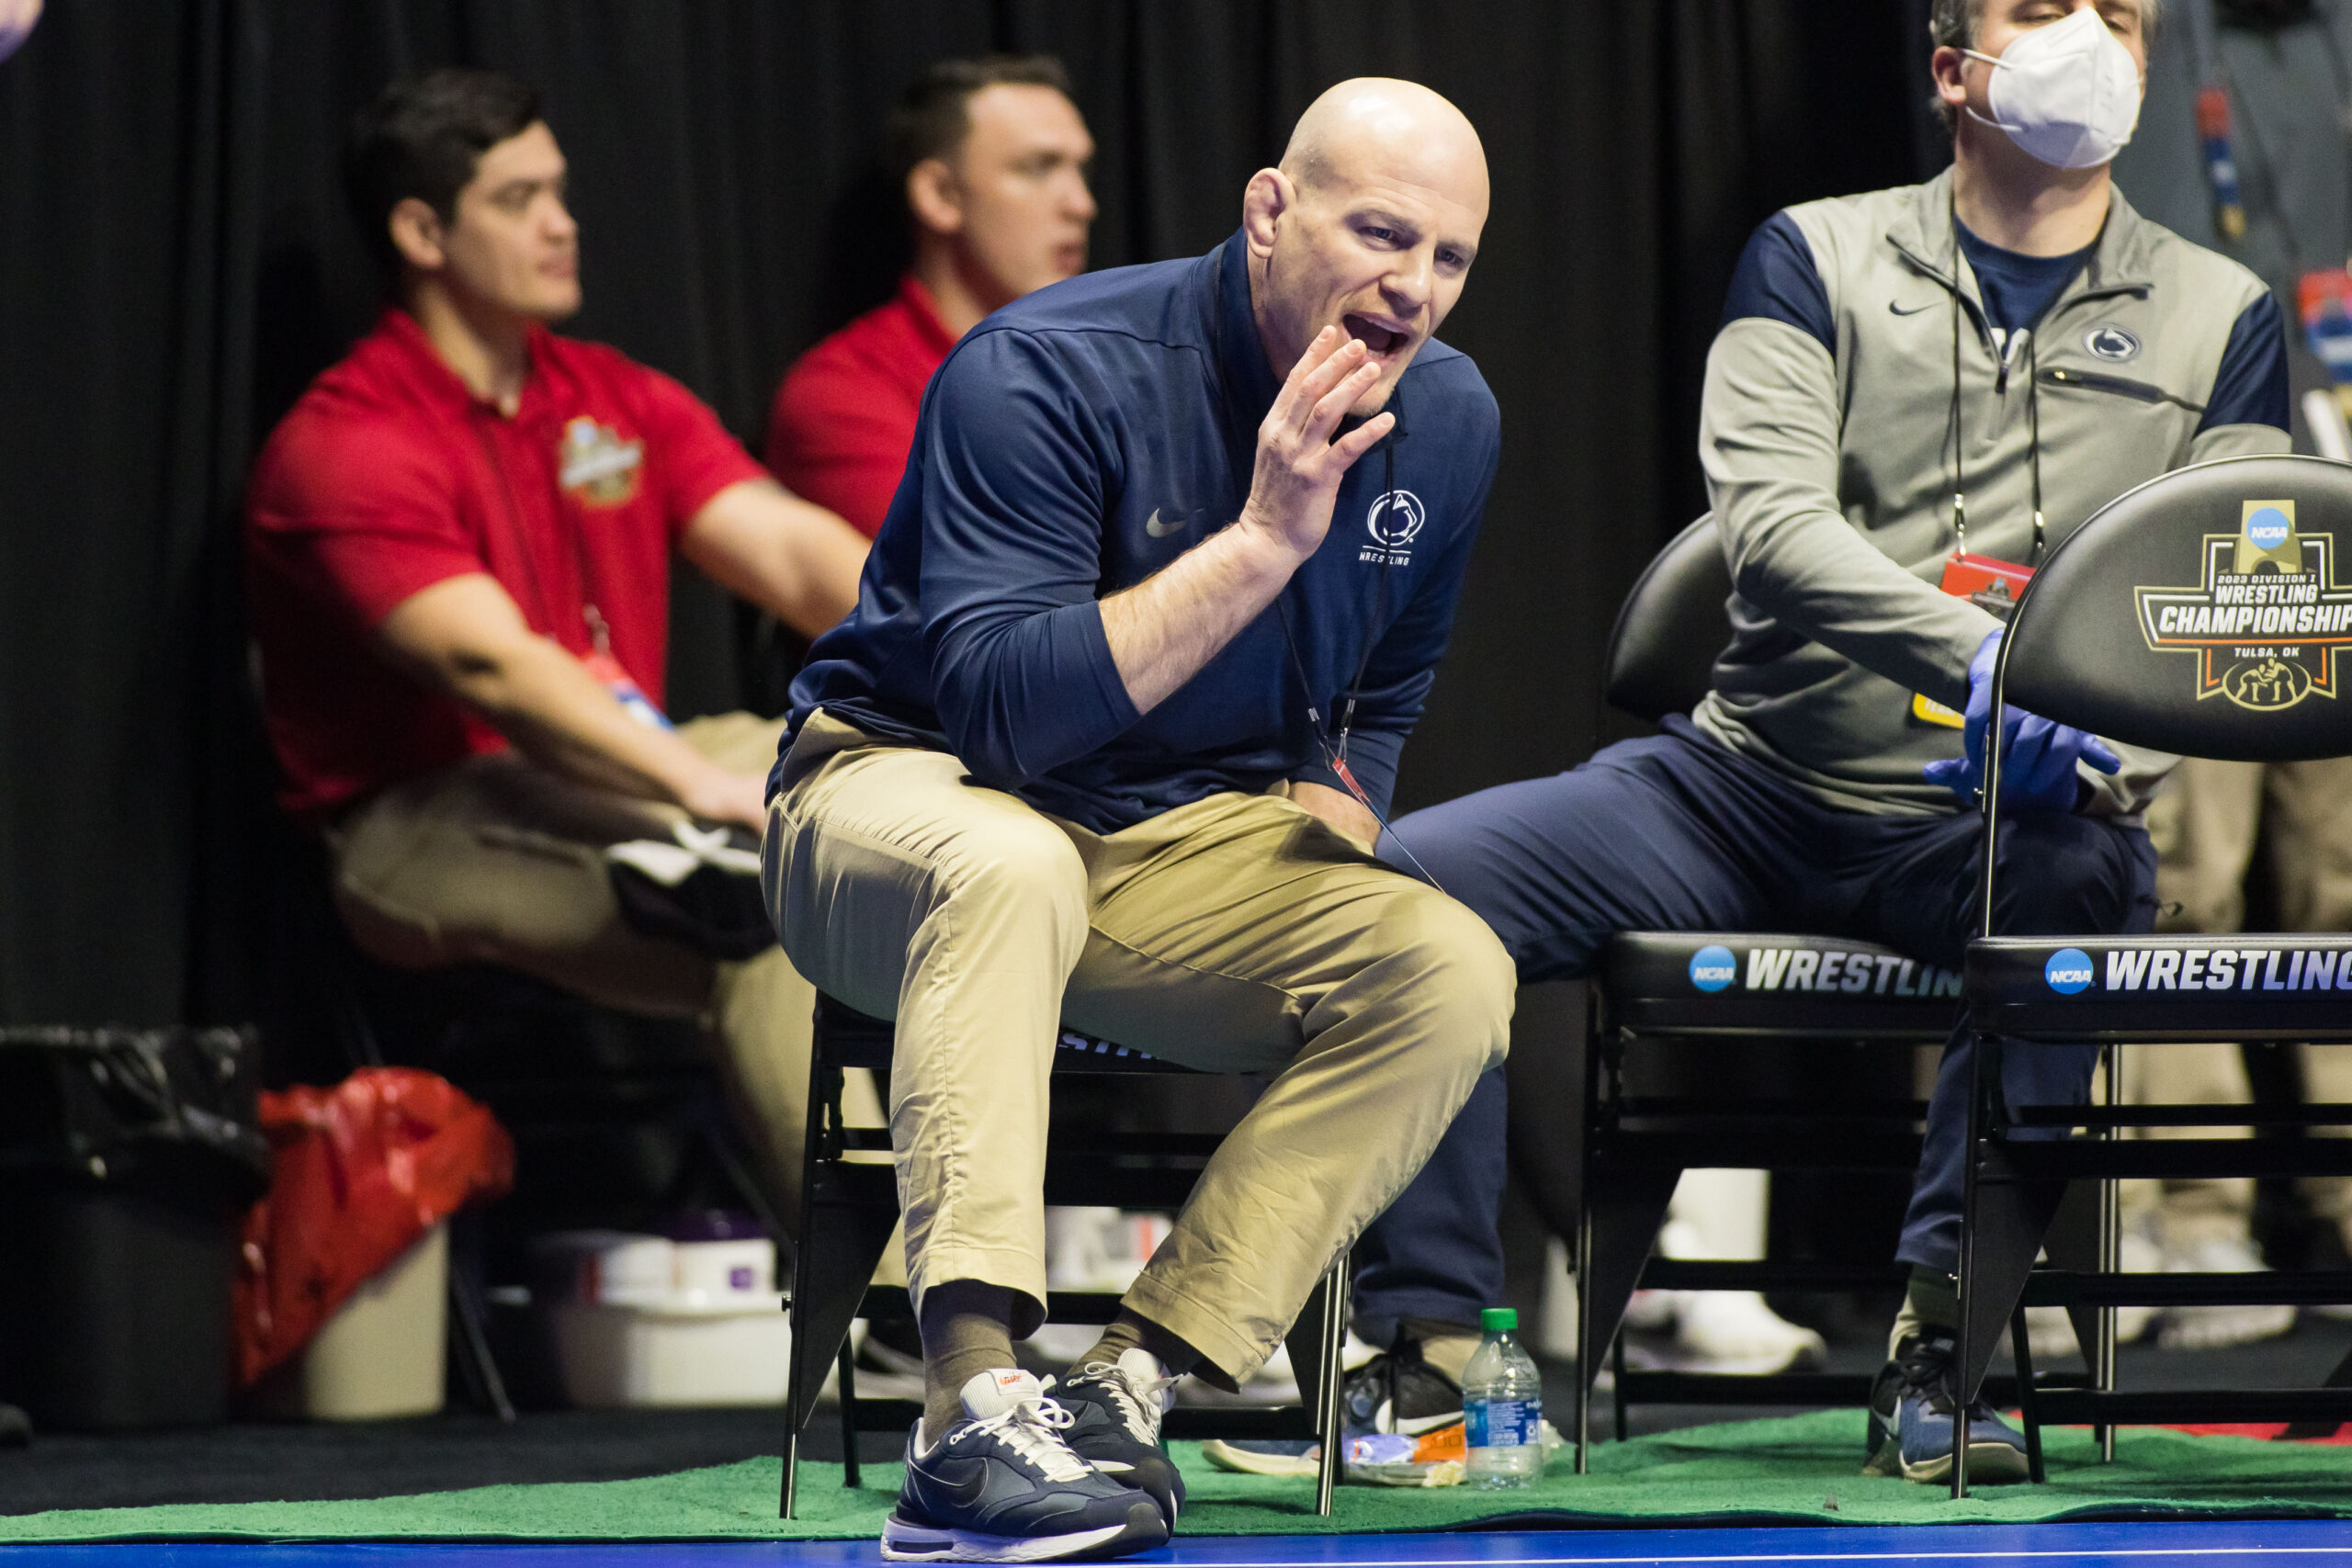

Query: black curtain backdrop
[0,2,1923,1032]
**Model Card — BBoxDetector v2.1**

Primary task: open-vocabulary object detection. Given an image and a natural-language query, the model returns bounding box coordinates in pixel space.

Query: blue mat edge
[8,1500,2352,1546]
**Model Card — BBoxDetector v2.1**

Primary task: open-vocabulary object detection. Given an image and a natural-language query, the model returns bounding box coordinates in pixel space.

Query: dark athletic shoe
[880,1369,1168,1562]
[1203,1339,1464,1478]
[1342,1341,1465,1438]
[1056,1348,1184,1527]
[1862,1331,2030,1484]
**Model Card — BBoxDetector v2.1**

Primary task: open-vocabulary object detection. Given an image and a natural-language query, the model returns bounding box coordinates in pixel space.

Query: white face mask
[1963,6,2143,169]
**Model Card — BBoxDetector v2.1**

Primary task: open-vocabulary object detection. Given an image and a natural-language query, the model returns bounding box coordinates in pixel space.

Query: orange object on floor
[234,1067,513,1385]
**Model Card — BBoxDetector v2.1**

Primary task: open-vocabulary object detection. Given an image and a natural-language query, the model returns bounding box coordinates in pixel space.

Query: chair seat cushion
[1969,936,2352,1041]
[1601,932,1962,1037]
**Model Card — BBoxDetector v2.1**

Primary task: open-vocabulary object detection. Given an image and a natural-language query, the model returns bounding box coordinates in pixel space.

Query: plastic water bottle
[1462,1306,1544,1487]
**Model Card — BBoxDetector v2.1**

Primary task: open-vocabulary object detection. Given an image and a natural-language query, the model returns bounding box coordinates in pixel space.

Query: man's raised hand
[1235,327,1396,562]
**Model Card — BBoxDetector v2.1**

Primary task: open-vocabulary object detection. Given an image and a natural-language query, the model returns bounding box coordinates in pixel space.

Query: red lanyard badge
[581,605,673,732]
[1913,554,2034,729]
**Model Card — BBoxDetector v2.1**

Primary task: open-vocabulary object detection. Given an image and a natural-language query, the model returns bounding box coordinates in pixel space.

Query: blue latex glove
[1922,631,2121,809]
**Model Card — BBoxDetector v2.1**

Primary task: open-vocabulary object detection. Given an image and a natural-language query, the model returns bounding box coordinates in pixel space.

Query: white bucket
[288,1221,449,1420]
[548,1295,790,1407]
[534,1226,790,1407]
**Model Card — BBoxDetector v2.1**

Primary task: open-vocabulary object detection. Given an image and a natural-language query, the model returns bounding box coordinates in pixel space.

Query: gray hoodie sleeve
[1700,315,2002,713]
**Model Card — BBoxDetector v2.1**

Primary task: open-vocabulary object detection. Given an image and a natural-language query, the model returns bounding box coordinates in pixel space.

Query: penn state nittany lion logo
[2084,324,2141,362]
[1365,489,1425,548]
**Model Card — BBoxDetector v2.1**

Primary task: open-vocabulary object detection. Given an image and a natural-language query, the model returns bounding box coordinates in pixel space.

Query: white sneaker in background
[2158,1233,2297,1350]
[1536,1235,1579,1359]
[2021,1226,2160,1362]
[1622,1288,1681,1334]
[1670,1290,1827,1374]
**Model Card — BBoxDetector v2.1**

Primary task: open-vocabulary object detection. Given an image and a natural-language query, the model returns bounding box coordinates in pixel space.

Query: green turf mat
[10,1411,2352,1541]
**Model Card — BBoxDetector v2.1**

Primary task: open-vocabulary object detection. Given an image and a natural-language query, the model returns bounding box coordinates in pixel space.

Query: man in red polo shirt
[764,55,1096,536]
[245,69,867,1224]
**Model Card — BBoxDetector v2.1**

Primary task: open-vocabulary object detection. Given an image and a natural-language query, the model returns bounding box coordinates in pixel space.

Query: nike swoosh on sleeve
[1144,509,1180,536]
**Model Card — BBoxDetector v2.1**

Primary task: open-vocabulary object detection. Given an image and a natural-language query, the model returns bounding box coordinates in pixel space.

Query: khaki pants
[326,713,832,1233]
[2129,756,2352,1239]
[763,713,1512,1384]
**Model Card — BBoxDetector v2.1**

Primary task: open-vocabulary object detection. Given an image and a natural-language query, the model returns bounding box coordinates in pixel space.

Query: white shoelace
[1078,1361,1177,1444]
[952,1394,1092,1483]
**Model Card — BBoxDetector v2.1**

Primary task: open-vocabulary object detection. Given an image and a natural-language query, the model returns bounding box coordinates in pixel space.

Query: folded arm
[379,573,768,829]
[680,478,867,639]
[1702,317,2000,711]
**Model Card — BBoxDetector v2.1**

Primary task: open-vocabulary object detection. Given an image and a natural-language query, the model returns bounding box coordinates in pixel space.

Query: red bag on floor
[234,1067,514,1385]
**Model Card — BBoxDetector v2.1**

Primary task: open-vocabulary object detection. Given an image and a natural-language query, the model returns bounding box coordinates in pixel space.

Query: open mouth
[1341,313,1408,355]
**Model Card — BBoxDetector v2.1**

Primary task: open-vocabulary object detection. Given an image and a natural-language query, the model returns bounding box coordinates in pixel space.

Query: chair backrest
[1604,514,1732,723]
[2005,455,2352,763]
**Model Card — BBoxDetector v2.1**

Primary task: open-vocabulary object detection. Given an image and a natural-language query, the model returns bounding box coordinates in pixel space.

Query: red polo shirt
[246,309,765,819]
[763,275,959,537]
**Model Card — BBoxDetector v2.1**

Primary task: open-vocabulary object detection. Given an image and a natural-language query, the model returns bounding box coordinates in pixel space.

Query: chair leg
[1581,1162,1673,1456]
[447,1264,515,1424]
[1284,1268,1337,1431]
[1957,1157,2070,1402]
[2096,1043,2119,1463]
[1955,1030,1989,1502]
[2009,1301,2044,1483]
[1585,1167,1677,1378]
[1611,1333,1628,1443]
[782,1397,801,1521]
[838,1337,863,1489]
[1314,1253,1350,1517]
[783,1042,902,1520]
[1574,1208,1593,1476]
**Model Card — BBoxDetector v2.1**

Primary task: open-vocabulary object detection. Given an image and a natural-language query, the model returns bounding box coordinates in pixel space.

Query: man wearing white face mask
[1364,0,2291,1488]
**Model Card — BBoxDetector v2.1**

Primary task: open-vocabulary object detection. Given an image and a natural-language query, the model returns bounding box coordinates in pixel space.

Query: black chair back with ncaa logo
[1954,454,2352,1497]
[1572,517,1975,1472]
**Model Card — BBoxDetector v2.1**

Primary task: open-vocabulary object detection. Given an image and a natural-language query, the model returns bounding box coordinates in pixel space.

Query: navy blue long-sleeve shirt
[779,230,1500,835]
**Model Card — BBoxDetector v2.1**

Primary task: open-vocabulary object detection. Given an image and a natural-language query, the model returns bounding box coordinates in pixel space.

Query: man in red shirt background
[245,69,867,1225]
[764,55,1097,536]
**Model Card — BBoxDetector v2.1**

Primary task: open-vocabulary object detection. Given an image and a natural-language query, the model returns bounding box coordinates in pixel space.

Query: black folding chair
[1574,516,1977,1469]
[1955,453,2352,1495]
[780,995,1351,1517]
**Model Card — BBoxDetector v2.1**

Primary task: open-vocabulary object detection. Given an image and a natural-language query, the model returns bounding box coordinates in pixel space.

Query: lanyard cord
[1947,203,2049,568]
[1271,428,1448,890]
[476,412,614,655]
[1949,280,1969,556]
[1275,436,1395,765]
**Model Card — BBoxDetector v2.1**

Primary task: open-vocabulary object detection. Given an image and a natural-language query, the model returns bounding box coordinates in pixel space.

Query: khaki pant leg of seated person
[326,713,835,1232]
[766,711,1513,1385]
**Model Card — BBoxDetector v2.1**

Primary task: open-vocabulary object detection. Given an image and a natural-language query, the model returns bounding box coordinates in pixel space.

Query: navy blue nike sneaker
[1202,1341,1464,1479]
[1056,1348,1184,1527]
[881,1369,1168,1562]
[1863,1330,2030,1483]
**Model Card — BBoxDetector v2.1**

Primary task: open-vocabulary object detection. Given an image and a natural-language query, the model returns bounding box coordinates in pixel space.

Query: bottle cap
[1480,1306,1517,1334]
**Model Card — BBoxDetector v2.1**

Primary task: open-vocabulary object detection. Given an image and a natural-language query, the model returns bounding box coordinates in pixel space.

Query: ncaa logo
[2084,324,2141,363]
[2045,948,2095,995]
[2245,504,2292,551]
[1690,943,1737,993]
[1366,490,1427,548]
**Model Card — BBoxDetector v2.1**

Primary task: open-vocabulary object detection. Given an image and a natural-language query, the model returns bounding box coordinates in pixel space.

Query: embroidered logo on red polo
[558,417,644,506]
